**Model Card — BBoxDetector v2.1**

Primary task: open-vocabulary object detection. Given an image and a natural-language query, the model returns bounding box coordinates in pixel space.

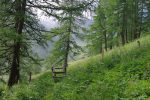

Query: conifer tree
[0,0,95,87]
[47,0,94,71]
[87,0,150,55]
[0,0,45,87]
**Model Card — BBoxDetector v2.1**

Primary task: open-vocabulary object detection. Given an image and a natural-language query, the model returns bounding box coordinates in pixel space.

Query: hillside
[1,35,150,100]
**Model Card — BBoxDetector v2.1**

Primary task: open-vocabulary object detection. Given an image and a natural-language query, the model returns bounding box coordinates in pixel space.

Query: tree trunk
[29,72,32,83]
[63,39,69,73]
[8,0,26,87]
[104,31,107,51]
[120,31,125,45]
[63,7,73,73]
[110,32,113,50]
[116,33,120,47]
[139,0,144,38]
[110,44,113,50]
[121,0,127,45]
[100,40,103,53]
[8,43,20,87]
[133,0,139,39]
[125,28,128,43]
[131,0,135,41]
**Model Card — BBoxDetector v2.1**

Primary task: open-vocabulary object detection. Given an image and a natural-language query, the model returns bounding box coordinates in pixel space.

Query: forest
[0,0,150,99]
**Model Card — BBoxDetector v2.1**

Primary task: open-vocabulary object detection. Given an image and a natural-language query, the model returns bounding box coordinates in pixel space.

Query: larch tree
[0,0,45,87]
[46,0,95,72]
[86,0,150,55]
[0,0,95,87]
[86,0,118,54]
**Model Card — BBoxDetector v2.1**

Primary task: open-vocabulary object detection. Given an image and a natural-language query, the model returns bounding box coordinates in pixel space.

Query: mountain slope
[1,35,150,100]
[44,35,150,100]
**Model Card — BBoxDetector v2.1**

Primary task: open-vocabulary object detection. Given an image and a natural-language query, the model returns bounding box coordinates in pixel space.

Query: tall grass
[0,35,150,100]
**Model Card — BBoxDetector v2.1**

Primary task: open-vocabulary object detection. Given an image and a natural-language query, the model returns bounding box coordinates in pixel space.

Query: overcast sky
[37,10,58,30]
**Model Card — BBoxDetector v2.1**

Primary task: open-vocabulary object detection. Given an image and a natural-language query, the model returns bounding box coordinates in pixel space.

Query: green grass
[0,35,150,100]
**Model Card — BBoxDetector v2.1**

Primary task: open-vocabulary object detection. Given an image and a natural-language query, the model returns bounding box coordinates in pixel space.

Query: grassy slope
[45,35,150,100]
[1,35,150,100]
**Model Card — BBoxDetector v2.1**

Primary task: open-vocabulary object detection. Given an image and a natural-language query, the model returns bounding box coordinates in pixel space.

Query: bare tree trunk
[8,0,26,87]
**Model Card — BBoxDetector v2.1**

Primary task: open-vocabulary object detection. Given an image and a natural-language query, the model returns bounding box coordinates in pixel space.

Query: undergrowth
[0,35,150,100]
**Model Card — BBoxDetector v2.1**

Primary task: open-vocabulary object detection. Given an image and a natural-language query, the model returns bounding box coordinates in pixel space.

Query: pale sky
[37,9,58,30]
[37,8,93,30]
